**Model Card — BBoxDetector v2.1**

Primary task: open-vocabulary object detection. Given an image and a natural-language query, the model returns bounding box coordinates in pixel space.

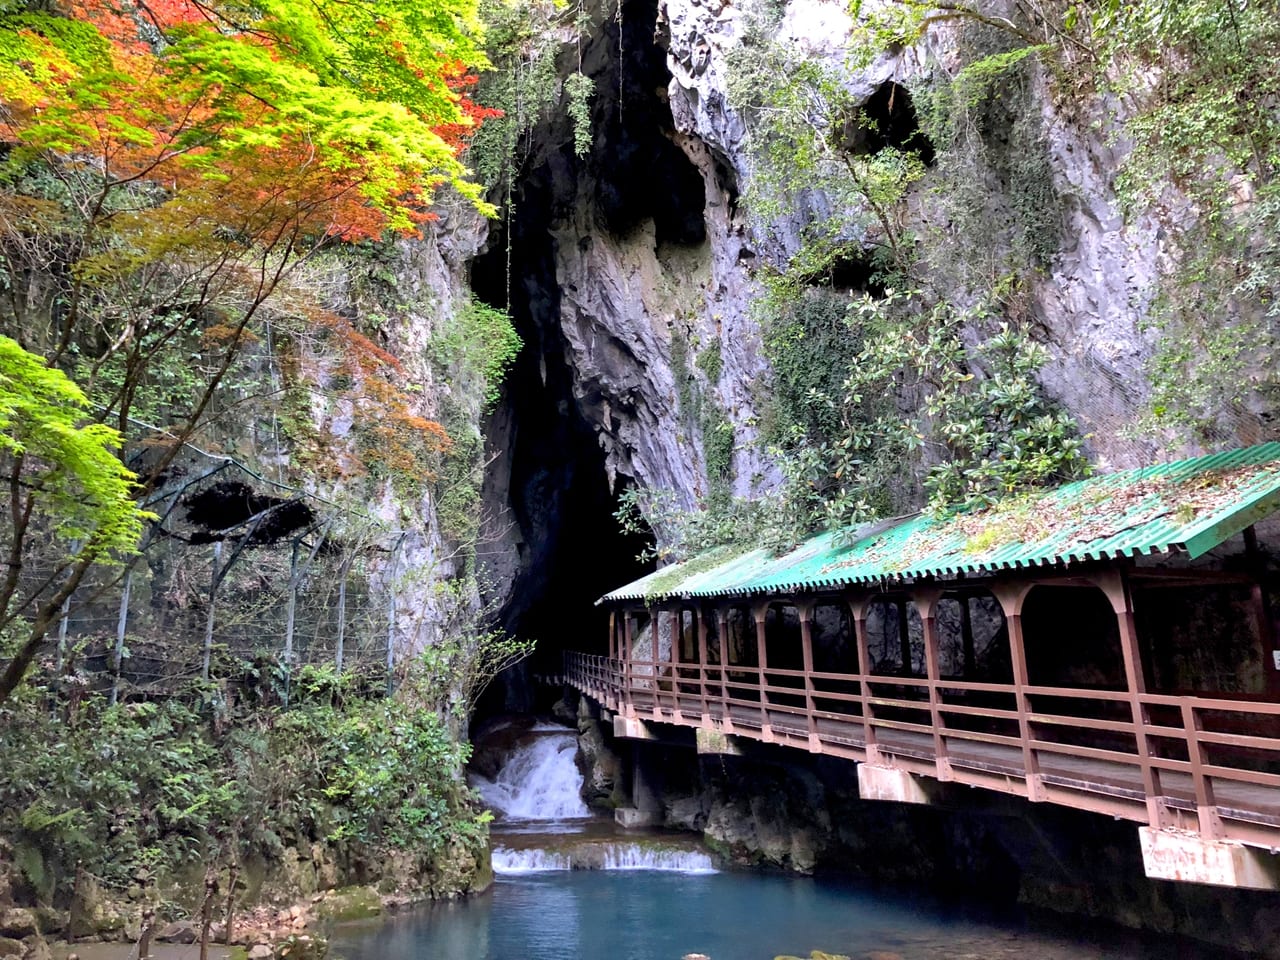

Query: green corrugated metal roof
[600,442,1280,604]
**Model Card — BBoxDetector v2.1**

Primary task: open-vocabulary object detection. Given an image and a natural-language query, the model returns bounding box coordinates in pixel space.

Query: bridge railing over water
[564,649,1280,852]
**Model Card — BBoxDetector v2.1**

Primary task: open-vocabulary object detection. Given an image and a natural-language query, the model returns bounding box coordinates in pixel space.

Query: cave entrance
[472,218,654,716]
[467,0,716,722]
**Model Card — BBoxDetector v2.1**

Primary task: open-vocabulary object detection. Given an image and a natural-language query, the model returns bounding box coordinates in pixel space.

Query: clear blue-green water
[330,868,1217,960]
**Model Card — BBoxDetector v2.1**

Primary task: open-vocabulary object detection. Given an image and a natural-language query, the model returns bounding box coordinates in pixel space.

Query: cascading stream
[491,842,717,874]
[471,726,591,821]
[471,721,717,875]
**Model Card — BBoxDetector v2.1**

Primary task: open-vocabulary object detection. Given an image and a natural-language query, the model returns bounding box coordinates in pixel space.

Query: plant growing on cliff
[727,33,926,274]
[0,337,153,699]
[433,298,523,410]
[783,288,1088,531]
[0,667,489,899]
[850,0,1280,441]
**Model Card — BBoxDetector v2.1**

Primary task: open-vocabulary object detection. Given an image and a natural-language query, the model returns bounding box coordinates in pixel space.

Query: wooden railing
[564,651,1280,849]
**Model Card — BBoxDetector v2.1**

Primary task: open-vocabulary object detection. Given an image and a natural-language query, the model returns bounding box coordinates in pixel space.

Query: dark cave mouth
[467,0,703,720]
[844,81,936,166]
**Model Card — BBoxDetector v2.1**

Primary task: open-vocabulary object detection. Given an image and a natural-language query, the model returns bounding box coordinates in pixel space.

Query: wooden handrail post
[916,589,950,781]
[1182,700,1223,839]
[798,600,819,750]
[849,595,877,764]
[752,601,771,735]
[993,581,1045,801]
[1092,569,1169,829]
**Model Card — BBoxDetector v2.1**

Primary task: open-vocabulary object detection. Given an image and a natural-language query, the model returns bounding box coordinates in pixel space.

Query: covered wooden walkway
[566,444,1280,889]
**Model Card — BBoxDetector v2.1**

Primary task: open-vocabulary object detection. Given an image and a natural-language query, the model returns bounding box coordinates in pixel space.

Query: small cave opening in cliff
[797,249,889,297]
[845,81,935,166]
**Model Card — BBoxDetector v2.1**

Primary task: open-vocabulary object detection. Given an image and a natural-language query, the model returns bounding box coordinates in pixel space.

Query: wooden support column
[916,589,950,781]
[1253,581,1280,696]
[670,605,682,717]
[849,595,878,764]
[960,595,976,680]
[608,611,617,661]
[651,607,661,715]
[993,581,1045,801]
[1092,570,1170,829]
[1245,526,1280,695]
[896,598,913,676]
[715,607,733,732]
[623,611,636,717]
[798,600,819,750]
[753,601,771,736]
[697,605,710,721]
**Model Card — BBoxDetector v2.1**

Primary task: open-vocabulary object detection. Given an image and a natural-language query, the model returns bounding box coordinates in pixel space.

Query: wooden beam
[1092,569,1170,829]
[993,581,1044,801]
[849,595,878,764]
[915,589,950,781]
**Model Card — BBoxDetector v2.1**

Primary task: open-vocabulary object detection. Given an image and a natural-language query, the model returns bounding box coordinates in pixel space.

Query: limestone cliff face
[366,208,492,651]
[491,0,1267,535]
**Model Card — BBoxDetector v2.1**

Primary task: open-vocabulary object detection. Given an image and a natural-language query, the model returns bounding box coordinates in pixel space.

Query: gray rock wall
[493,0,1277,536]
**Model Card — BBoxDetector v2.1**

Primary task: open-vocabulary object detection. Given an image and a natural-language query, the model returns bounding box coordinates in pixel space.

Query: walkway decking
[565,654,1280,856]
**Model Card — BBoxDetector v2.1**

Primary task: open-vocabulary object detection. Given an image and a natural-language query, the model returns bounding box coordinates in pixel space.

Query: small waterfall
[597,843,716,873]
[472,728,591,821]
[492,842,716,875]
[474,718,719,877]
[491,848,574,873]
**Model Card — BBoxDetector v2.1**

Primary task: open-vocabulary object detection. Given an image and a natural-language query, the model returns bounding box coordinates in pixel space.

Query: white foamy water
[491,843,717,875]
[491,848,574,873]
[473,730,591,821]
[597,843,717,873]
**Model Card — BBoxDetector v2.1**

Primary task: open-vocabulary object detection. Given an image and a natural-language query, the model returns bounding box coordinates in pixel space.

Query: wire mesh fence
[3,450,418,702]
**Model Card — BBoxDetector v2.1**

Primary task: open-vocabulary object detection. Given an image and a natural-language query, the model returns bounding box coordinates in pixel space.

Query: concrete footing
[613,715,658,740]
[696,728,745,756]
[857,764,933,805]
[1138,827,1280,889]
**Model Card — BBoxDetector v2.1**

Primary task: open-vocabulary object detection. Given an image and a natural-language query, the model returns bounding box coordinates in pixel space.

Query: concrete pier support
[1139,828,1280,889]
[613,715,658,740]
[615,743,664,829]
[857,764,934,805]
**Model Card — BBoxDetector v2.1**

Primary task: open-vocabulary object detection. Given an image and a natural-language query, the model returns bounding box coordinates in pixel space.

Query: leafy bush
[0,664,488,902]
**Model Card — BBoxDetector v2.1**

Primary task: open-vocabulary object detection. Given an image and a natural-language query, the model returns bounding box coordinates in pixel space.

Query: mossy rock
[314,886,382,923]
[469,845,493,895]
[0,909,37,940]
